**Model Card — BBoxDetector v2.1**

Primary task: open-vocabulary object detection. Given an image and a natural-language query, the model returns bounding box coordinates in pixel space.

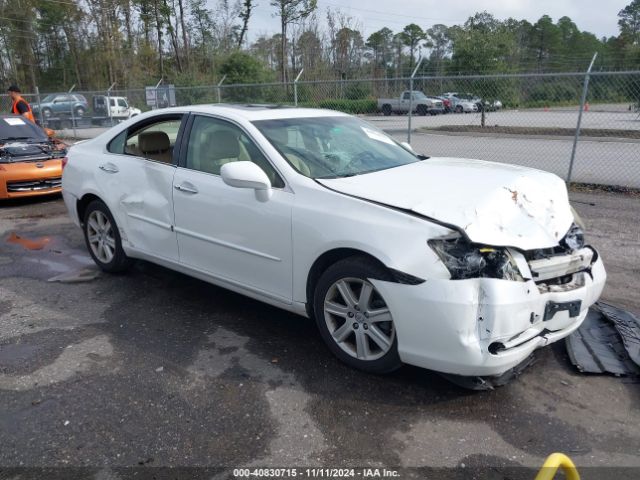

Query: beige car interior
[263,128,312,177]
[189,129,251,175]
[125,130,173,163]
[187,123,285,188]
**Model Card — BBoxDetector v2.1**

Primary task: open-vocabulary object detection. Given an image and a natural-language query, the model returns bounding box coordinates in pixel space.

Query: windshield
[253,116,420,179]
[0,116,48,143]
[42,94,55,103]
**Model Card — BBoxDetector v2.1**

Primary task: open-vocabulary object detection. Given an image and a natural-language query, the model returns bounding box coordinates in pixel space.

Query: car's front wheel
[83,200,131,273]
[313,257,402,374]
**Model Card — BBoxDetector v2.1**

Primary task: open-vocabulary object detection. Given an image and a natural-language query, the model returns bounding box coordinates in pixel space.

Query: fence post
[294,69,304,107]
[107,82,116,127]
[408,56,424,144]
[217,75,226,104]
[567,52,598,184]
[154,77,163,110]
[35,86,43,125]
[68,83,77,139]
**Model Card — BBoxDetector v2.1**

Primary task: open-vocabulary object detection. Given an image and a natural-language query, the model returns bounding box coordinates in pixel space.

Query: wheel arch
[76,193,104,225]
[305,247,424,317]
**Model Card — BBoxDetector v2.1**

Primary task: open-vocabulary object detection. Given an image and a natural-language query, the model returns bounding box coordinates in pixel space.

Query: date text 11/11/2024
[233,468,400,477]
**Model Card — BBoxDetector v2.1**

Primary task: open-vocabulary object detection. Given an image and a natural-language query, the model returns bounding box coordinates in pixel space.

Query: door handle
[99,163,119,173]
[174,183,198,194]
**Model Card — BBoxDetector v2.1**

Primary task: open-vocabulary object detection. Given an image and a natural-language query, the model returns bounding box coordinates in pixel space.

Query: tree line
[0,0,638,92]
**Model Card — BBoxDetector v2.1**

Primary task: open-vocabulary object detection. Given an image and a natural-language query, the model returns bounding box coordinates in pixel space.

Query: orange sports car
[0,114,67,200]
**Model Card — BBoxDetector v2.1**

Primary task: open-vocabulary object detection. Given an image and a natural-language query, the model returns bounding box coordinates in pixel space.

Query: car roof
[150,104,351,122]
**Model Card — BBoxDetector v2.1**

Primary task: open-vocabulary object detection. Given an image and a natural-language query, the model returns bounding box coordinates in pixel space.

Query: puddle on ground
[1,232,98,283]
[6,232,51,251]
[0,344,39,367]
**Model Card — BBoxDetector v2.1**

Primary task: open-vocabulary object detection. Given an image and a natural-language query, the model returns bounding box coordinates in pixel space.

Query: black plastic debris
[441,354,537,391]
[598,302,640,366]
[566,302,640,376]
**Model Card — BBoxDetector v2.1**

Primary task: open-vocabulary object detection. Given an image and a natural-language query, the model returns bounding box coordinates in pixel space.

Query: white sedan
[61,105,606,384]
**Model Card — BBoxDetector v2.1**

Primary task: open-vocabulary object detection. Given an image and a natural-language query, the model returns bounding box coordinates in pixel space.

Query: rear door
[98,114,186,261]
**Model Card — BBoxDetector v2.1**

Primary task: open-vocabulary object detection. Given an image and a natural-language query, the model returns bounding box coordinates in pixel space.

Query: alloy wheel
[87,210,116,264]
[323,277,395,361]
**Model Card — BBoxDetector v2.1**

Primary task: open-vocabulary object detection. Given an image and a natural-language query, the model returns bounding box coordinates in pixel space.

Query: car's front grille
[7,177,62,192]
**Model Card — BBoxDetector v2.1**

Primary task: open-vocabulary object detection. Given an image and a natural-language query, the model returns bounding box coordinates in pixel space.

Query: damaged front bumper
[372,253,606,378]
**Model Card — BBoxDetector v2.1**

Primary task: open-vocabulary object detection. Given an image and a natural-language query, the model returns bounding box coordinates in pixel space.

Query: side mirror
[221,161,272,200]
[400,141,414,153]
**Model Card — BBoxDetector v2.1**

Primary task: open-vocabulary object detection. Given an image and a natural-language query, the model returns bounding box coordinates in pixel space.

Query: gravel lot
[0,192,639,479]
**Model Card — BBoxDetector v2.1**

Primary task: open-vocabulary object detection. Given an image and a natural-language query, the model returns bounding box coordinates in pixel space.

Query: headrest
[205,130,240,160]
[139,131,170,153]
[264,127,288,145]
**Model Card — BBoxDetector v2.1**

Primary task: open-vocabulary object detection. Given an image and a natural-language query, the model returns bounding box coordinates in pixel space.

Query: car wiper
[1,136,38,143]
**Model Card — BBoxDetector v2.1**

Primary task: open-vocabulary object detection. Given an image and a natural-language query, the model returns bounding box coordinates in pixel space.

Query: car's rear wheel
[381,104,392,116]
[313,257,401,374]
[83,200,131,273]
[455,105,463,113]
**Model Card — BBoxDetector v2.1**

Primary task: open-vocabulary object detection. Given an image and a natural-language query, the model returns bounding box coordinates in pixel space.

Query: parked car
[378,91,444,116]
[441,92,478,113]
[425,96,446,114]
[62,105,606,385]
[32,94,89,119]
[435,96,452,113]
[93,95,142,120]
[0,114,67,199]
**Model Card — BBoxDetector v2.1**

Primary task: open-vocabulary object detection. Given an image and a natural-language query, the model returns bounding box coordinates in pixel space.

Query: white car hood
[317,158,574,250]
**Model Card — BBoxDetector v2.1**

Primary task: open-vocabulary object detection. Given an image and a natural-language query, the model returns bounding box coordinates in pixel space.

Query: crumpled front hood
[317,158,574,250]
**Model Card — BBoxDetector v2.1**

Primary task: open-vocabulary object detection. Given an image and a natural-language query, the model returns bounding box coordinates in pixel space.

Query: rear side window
[107,115,183,162]
[107,130,126,154]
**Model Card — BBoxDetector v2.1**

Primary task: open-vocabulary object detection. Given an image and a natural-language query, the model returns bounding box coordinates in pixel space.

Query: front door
[172,114,293,302]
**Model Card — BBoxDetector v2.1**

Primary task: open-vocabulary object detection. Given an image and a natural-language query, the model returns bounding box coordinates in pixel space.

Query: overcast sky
[225,0,630,42]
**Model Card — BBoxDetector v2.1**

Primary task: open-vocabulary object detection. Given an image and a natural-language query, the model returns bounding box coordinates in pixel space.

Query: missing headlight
[561,222,585,251]
[429,237,522,281]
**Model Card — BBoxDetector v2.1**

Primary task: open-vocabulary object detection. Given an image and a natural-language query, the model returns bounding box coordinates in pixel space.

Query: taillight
[61,157,69,169]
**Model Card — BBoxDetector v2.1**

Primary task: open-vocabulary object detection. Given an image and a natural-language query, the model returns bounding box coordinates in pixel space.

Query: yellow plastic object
[534,453,580,480]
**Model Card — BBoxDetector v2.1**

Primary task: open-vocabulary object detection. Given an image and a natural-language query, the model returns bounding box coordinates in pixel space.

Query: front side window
[118,99,128,108]
[253,116,420,179]
[185,115,284,188]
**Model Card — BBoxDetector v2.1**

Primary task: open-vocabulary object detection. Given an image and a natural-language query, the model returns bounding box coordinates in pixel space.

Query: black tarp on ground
[566,302,640,376]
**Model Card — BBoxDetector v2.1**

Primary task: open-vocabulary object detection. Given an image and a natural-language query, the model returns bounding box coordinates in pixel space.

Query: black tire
[313,256,402,374]
[74,106,86,117]
[83,200,132,273]
[455,105,463,113]
[42,107,52,118]
[381,104,392,116]
[417,104,428,116]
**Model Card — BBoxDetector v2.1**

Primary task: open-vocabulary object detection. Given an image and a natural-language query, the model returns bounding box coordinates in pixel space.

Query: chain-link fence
[9,70,640,188]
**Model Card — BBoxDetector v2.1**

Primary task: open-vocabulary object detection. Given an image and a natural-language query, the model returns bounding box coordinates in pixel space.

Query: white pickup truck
[378,91,444,116]
[93,95,142,120]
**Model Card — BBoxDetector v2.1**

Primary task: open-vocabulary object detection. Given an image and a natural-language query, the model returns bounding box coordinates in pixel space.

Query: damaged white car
[61,105,606,386]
